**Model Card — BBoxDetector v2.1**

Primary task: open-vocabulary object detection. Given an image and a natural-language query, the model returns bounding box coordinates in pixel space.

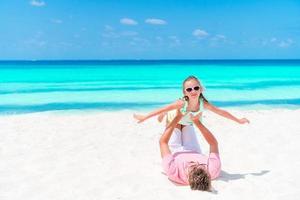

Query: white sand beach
[1,109,300,200]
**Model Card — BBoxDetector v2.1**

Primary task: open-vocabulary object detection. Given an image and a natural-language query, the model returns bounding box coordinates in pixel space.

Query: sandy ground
[1,109,300,200]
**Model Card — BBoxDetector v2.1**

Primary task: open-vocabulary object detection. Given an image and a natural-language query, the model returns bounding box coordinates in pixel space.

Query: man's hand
[189,112,201,123]
[190,113,219,154]
[237,117,250,124]
[133,114,147,123]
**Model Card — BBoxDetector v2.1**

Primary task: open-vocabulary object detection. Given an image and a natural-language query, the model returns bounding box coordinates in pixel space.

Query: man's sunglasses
[185,86,200,92]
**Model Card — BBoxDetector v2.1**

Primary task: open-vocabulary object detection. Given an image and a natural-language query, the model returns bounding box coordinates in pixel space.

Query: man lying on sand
[159,110,220,191]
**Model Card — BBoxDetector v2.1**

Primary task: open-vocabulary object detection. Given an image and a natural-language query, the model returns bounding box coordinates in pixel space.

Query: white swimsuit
[167,98,204,126]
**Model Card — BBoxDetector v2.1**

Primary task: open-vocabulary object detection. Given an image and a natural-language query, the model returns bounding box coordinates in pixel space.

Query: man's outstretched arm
[191,115,219,154]
[159,110,183,158]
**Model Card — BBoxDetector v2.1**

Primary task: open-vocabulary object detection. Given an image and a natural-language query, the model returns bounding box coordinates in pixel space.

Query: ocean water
[1,60,300,114]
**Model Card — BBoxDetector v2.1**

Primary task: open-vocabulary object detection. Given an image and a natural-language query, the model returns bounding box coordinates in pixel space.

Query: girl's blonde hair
[182,75,208,102]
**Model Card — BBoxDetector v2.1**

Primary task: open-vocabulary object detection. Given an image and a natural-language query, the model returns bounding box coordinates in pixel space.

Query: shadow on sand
[209,170,270,194]
[162,170,270,194]
[218,170,270,182]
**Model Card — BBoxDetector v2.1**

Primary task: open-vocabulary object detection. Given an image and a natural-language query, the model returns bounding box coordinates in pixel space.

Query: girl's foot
[157,112,166,122]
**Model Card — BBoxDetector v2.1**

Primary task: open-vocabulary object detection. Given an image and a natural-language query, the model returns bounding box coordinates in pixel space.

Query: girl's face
[183,79,202,100]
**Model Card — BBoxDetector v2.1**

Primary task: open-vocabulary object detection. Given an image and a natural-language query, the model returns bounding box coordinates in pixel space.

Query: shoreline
[0,105,300,116]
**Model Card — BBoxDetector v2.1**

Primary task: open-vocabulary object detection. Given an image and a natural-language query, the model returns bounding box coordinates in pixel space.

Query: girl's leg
[168,124,184,153]
[181,125,202,153]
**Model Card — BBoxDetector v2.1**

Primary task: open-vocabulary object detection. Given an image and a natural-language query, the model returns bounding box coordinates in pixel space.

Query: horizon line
[1,58,300,61]
[1,59,300,66]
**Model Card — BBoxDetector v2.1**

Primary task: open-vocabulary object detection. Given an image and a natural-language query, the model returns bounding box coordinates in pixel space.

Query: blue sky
[0,0,299,60]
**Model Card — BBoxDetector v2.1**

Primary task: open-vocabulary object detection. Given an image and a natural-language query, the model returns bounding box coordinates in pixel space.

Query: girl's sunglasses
[185,86,200,92]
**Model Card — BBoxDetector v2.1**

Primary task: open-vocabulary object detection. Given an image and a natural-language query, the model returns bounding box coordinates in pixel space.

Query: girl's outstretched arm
[133,99,184,123]
[204,101,250,124]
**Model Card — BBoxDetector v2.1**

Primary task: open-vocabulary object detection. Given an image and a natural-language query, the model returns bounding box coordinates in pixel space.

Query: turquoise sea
[1,60,300,114]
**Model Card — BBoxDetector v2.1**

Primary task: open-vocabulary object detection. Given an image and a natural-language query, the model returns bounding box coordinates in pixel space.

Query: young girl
[133,75,249,152]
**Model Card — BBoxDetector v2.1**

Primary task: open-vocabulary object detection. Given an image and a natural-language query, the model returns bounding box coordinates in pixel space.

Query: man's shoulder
[173,151,206,159]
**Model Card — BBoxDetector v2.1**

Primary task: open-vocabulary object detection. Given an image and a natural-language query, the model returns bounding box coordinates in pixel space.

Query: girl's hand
[133,114,147,123]
[238,117,250,124]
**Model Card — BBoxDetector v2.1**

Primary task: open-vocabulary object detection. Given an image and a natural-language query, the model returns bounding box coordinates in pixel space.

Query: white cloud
[211,34,226,41]
[24,31,47,47]
[168,36,181,46]
[73,34,80,38]
[278,39,293,48]
[270,37,277,42]
[261,39,268,46]
[169,36,177,40]
[51,19,63,24]
[30,0,45,7]
[264,37,294,48]
[145,18,167,25]
[59,42,73,47]
[129,41,137,46]
[101,41,109,47]
[120,18,138,25]
[104,25,114,31]
[193,29,209,38]
[101,25,138,38]
[155,36,163,41]
[215,34,226,40]
[101,29,119,38]
[25,39,47,47]
[132,37,150,46]
[121,31,138,36]
[209,34,227,47]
